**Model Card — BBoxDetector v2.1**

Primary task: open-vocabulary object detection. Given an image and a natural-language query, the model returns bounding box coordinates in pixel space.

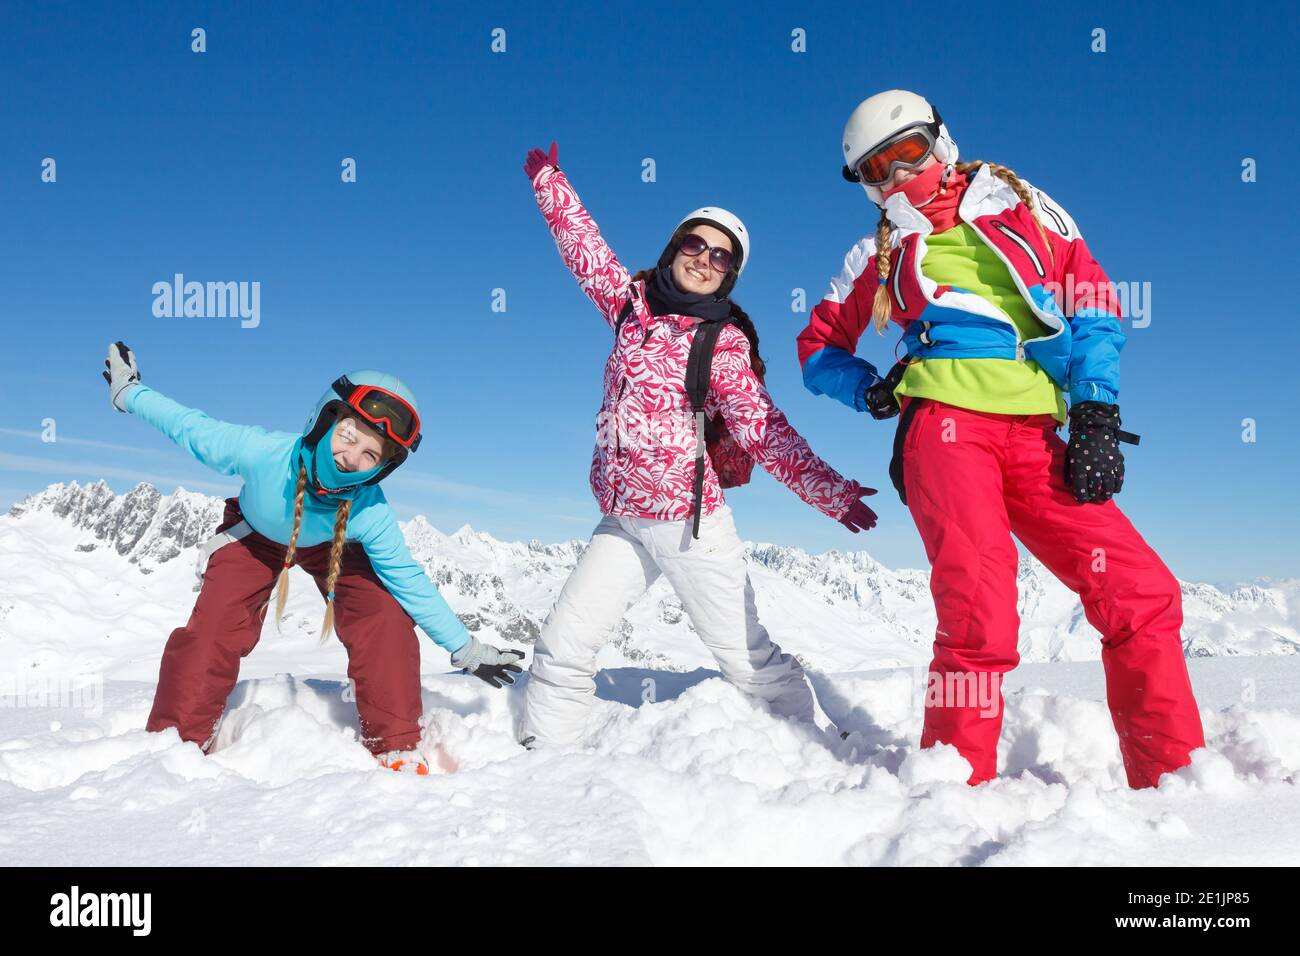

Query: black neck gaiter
[644,265,732,322]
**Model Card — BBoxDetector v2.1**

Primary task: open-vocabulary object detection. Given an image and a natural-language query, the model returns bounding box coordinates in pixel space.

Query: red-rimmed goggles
[332,377,422,451]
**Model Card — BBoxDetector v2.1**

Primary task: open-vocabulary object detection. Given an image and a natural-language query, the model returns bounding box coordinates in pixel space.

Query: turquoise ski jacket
[126,385,470,654]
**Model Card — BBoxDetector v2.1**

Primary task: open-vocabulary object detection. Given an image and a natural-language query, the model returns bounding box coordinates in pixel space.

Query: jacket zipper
[609,308,660,503]
[891,244,908,312]
[615,321,654,456]
[992,222,1046,279]
[913,232,1024,360]
[610,289,648,507]
[963,218,1065,358]
[615,378,627,455]
[907,169,1063,361]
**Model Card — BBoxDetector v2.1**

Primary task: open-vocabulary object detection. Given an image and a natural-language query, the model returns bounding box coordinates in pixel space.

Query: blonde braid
[956,160,1055,270]
[318,499,352,643]
[271,465,309,631]
[870,208,894,333]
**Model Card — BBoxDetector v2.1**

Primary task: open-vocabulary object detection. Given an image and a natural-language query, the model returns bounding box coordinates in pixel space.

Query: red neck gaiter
[883,163,969,232]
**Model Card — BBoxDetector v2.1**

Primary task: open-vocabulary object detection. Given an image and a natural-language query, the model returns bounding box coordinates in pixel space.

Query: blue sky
[2,0,1296,586]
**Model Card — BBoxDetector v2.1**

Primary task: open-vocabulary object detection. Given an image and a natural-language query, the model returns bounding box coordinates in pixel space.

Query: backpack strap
[685,318,733,539]
[613,285,639,339]
[195,519,252,583]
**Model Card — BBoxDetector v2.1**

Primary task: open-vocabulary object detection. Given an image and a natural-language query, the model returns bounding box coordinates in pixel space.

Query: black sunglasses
[677,233,734,274]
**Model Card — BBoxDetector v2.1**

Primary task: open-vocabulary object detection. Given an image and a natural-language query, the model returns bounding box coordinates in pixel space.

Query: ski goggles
[855,125,938,187]
[332,378,422,450]
[677,233,735,274]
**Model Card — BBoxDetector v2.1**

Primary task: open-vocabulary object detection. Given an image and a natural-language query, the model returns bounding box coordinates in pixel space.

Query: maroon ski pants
[146,498,423,754]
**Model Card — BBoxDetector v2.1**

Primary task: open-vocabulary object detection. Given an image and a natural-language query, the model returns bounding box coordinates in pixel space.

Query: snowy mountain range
[3,480,1297,679]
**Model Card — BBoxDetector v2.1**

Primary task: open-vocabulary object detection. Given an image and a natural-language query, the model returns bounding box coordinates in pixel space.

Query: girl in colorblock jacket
[102,343,524,773]
[518,142,878,749]
[797,90,1204,789]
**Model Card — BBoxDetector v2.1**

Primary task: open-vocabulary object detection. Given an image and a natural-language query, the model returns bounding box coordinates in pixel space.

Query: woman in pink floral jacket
[519,142,877,749]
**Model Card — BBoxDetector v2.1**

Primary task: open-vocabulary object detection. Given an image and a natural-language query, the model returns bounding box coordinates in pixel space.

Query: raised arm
[526,143,633,328]
[707,328,870,524]
[796,237,884,412]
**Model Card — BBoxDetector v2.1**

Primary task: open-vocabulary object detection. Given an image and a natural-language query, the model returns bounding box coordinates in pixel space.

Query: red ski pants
[146,498,423,755]
[893,400,1205,788]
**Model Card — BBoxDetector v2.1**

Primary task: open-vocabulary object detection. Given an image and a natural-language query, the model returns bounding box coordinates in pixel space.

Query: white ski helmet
[841,90,960,205]
[661,206,751,278]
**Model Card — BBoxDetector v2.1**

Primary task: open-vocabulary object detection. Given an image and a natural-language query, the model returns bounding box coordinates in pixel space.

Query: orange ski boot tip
[377,752,430,775]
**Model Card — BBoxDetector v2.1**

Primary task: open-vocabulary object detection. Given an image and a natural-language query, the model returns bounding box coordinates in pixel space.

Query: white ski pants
[520,505,814,748]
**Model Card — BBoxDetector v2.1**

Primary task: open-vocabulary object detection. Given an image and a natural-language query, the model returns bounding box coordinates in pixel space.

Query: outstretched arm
[527,143,634,329]
[105,342,278,478]
[355,502,525,685]
[356,505,472,654]
[707,330,871,524]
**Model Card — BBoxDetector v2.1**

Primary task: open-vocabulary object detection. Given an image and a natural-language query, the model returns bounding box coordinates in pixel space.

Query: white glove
[103,341,141,412]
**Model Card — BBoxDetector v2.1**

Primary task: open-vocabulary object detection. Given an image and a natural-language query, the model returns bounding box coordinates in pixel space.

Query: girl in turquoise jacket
[103,342,523,772]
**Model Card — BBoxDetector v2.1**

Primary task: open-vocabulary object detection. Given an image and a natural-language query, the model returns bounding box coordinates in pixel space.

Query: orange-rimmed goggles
[856,126,938,187]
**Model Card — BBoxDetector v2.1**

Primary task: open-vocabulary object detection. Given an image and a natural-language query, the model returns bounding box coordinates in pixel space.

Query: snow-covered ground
[1,481,1297,866]
[0,658,1297,866]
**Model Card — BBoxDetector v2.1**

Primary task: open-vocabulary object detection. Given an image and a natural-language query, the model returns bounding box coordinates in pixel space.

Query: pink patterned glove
[839,486,879,533]
[524,141,559,181]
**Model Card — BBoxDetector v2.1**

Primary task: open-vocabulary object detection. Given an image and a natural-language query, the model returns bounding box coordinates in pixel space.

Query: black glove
[1064,401,1140,504]
[865,361,908,420]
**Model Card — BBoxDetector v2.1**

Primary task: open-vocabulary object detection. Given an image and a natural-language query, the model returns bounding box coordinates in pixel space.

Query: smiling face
[331,414,387,473]
[670,223,732,296]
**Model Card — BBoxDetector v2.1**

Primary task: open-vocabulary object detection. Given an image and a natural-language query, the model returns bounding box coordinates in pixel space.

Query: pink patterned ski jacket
[531,163,861,523]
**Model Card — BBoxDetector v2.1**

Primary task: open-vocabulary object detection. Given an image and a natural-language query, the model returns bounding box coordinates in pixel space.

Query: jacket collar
[883,164,1015,238]
[882,189,934,236]
[631,280,705,333]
